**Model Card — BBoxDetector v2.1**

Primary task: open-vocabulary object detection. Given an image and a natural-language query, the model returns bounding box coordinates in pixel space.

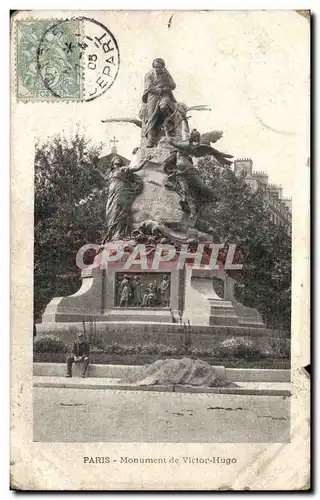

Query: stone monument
[41,58,264,332]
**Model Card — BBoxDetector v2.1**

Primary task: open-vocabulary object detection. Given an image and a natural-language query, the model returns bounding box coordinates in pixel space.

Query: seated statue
[142,58,177,148]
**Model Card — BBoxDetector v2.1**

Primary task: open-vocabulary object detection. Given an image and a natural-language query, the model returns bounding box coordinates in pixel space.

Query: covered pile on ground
[121,357,237,387]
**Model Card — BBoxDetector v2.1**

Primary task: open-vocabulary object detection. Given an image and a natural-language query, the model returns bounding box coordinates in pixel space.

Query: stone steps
[33,362,291,383]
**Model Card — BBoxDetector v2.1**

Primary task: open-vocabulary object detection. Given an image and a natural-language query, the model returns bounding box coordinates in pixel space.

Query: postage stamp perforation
[13,16,120,103]
[14,17,85,102]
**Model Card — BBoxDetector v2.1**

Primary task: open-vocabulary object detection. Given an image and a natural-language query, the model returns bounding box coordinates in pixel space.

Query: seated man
[142,58,177,148]
[66,332,90,378]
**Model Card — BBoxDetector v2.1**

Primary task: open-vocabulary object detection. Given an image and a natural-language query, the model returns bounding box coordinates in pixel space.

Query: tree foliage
[34,132,104,321]
[197,157,291,331]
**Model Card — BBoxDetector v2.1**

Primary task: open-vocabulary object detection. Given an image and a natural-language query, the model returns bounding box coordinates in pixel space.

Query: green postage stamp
[14,17,120,102]
[15,19,82,101]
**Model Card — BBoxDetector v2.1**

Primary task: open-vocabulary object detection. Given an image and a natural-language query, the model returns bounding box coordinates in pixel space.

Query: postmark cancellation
[14,17,120,102]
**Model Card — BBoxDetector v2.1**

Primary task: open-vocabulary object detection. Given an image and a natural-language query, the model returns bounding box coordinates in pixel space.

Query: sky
[18,10,309,198]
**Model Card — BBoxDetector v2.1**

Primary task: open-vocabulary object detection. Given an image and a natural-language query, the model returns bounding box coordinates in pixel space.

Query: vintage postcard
[10,10,310,490]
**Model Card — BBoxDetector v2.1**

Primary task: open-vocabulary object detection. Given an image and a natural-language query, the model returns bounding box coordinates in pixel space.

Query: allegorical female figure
[142,58,177,148]
[104,154,151,241]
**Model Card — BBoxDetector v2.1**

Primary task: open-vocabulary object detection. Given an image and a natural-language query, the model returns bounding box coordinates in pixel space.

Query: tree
[34,132,104,321]
[197,157,291,331]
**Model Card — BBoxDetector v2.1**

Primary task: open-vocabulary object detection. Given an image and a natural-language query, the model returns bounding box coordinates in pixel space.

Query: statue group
[101,58,233,245]
[115,273,170,308]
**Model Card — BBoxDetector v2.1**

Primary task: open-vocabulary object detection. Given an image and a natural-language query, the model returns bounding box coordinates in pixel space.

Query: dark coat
[71,341,90,357]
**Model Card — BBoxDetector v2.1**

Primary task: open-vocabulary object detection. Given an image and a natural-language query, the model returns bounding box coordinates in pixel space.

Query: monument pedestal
[183,266,239,327]
[42,264,185,324]
[41,138,264,330]
[41,267,106,323]
[41,263,261,329]
[225,276,265,328]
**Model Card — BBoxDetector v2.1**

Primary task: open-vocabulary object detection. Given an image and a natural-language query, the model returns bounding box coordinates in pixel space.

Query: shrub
[90,345,104,353]
[100,343,181,356]
[219,337,263,359]
[32,336,290,361]
[139,343,160,355]
[103,343,124,355]
[268,336,291,358]
[157,344,179,356]
[191,346,218,357]
[119,345,137,355]
[33,334,68,353]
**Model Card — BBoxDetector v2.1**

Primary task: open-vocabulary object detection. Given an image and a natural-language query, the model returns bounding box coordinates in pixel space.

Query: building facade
[234,158,292,236]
